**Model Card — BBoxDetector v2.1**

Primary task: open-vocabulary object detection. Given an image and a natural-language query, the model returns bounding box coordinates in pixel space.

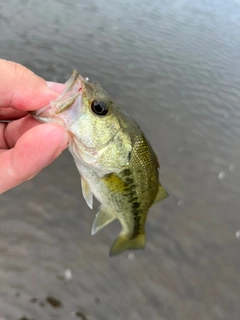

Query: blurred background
[0,0,240,319]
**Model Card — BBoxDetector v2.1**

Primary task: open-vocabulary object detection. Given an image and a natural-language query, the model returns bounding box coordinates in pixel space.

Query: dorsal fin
[154,184,168,204]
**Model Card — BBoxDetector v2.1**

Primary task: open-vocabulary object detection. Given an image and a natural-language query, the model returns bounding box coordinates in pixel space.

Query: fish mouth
[30,70,86,125]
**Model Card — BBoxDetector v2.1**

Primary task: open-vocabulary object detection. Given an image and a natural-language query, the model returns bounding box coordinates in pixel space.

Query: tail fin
[109,233,145,257]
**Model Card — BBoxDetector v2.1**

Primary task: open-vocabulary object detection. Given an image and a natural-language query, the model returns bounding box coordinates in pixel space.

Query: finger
[4,115,40,148]
[0,123,7,149]
[0,107,27,120]
[0,59,60,110]
[0,123,69,194]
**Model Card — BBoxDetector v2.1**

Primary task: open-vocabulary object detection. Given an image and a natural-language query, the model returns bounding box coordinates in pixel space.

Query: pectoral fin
[91,206,116,235]
[81,177,93,209]
[109,233,145,256]
[154,183,169,204]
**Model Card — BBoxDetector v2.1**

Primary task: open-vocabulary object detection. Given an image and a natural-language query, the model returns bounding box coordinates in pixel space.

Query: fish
[31,70,168,256]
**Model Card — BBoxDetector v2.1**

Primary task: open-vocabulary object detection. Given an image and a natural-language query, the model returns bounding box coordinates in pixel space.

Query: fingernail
[46,81,54,89]
[46,81,66,94]
[59,130,69,148]
[53,130,69,159]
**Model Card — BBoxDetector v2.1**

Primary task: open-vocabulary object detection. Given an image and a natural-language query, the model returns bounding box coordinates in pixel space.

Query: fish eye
[91,100,109,116]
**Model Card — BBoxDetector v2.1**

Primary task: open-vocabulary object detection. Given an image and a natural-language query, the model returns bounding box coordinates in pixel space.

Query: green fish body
[32,70,168,256]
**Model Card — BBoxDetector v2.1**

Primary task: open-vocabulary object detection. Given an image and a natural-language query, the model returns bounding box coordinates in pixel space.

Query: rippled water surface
[1,0,240,319]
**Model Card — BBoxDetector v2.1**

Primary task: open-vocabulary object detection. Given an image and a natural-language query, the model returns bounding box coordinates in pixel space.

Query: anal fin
[81,177,93,209]
[91,206,116,235]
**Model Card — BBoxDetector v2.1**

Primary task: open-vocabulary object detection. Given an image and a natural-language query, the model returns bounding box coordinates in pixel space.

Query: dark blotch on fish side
[122,168,142,239]
[15,292,21,297]
[45,296,63,308]
[19,317,35,320]
[29,297,38,303]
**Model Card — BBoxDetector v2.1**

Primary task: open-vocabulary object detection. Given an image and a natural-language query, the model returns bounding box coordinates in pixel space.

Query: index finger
[0,108,27,120]
[0,59,59,111]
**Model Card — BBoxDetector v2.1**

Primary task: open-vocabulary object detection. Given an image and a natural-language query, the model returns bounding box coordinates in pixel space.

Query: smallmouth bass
[32,70,168,256]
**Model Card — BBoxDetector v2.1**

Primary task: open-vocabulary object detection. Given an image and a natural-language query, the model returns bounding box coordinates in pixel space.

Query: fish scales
[31,70,168,256]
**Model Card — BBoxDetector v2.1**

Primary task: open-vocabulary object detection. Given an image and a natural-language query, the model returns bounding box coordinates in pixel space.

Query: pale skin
[0,59,69,194]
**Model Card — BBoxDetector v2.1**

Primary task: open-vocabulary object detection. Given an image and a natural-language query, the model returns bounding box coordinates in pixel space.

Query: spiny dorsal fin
[154,184,169,204]
[81,177,93,209]
[91,206,116,235]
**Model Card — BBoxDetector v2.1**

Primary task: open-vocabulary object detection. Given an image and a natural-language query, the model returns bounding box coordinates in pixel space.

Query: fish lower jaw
[32,113,66,127]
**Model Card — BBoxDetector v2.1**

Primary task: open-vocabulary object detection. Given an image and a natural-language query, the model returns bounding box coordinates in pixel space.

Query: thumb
[0,123,69,194]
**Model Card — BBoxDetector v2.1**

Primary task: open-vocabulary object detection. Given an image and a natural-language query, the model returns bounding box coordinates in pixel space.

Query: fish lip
[30,92,83,125]
[31,76,85,120]
[30,71,87,119]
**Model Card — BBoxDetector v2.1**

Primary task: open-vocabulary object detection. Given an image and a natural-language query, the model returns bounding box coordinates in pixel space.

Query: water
[1,0,240,319]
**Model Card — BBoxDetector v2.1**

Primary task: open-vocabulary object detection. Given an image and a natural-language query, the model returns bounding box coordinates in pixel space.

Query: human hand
[0,59,69,194]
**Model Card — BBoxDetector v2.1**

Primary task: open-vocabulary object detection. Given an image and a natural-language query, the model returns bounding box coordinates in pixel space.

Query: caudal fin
[109,233,145,257]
